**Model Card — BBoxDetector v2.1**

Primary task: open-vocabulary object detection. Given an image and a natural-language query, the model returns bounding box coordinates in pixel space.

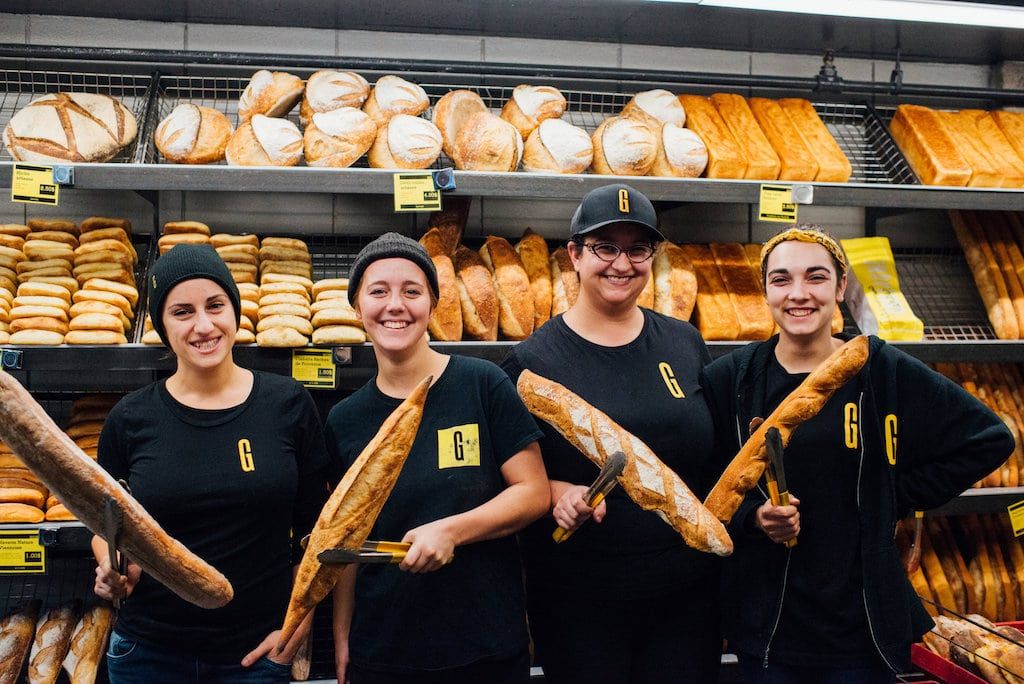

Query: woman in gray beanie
[326,232,548,684]
[91,244,333,683]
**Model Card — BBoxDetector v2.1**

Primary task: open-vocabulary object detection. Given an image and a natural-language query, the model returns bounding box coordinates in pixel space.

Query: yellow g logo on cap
[618,188,630,213]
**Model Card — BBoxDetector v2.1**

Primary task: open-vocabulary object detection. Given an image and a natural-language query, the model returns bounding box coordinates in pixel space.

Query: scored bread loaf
[704,336,870,523]
[0,600,39,682]
[367,115,442,170]
[238,70,303,123]
[500,84,567,140]
[621,89,686,131]
[516,370,732,556]
[155,104,233,165]
[280,376,431,646]
[363,75,429,127]
[60,604,113,684]
[680,244,740,341]
[889,104,972,186]
[648,124,708,178]
[225,115,302,167]
[678,94,747,178]
[777,98,852,182]
[515,229,552,329]
[28,601,79,684]
[522,119,593,174]
[3,93,137,163]
[432,89,488,163]
[748,98,818,181]
[590,116,657,176]
[303,108,376,168]
[549,247,579,317]
[300,70,370,126]
[710,242,774,340]
[452,112,523,172]
[652,242,697,321]
[710,93,780,180]
[452,246,499,341]
[426,197,470,257]
[479,236,535,340]
[418,228,462,341]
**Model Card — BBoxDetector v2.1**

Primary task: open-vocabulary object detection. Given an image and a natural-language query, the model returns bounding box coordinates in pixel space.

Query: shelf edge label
[393,172,441,212]
[1009,499,1024,537]
[291,348,336,389]
[11,164,59,206]
[0,530,45,574]
[758,184,796,224]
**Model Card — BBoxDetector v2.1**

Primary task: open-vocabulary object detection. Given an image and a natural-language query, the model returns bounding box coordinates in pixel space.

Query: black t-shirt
[763,354,877,667]
[98,371,331,662]
[325,355,543,672]
[501,310,718,600]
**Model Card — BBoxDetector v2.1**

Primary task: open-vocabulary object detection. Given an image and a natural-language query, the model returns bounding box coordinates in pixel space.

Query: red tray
[912,621,1024,684]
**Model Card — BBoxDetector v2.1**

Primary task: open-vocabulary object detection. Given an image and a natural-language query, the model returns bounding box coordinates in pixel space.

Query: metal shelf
[927,487,1024,517]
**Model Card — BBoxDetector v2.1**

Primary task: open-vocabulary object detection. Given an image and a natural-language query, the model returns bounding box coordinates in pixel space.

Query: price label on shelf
[1009,500,1024,537]
[758,184,797,223]
[291,349,336,389]
[11,164,59,206]
[393,172,442,212]
[0,530,45,574]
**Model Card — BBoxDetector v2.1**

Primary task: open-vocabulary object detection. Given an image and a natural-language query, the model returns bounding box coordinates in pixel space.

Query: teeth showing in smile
[382,321,408,329]
[787,309,815,318]
[606,275,631,284]
[192,338,219,351]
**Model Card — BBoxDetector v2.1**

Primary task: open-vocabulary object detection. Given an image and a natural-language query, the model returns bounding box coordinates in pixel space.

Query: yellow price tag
[1009,499,1024,537]
[291,349,336,389]
[393,173,441,212]
[0,530,45,574]
[11,164,59,205]
[759,184,797,223]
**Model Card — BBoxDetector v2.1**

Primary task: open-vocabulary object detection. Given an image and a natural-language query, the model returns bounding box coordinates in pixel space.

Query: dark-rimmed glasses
[580,241,656,263]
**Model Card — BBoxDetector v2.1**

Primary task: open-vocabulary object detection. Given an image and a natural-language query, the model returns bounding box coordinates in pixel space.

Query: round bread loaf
[367,115,442,170]
[155,104,233,164]
[304,108,377,168]
[523,119,593,174]
[300,70,371,126]
[590,116,657,176]
[238,70,304,123]
[226,115,302,167]
[362,75,429,127]
[500,84,566,140]
[3,92,137,163]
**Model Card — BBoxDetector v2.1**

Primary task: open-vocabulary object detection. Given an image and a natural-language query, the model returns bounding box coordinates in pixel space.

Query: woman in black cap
[91,243,332,683]
[326,232,548,684]
[501,184,722,683]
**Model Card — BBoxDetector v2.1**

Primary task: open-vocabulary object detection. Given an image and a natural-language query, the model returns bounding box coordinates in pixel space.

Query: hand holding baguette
[516,370,733,556]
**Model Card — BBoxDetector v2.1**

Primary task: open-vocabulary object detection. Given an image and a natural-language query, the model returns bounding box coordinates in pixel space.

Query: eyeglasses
[581,242,656,263]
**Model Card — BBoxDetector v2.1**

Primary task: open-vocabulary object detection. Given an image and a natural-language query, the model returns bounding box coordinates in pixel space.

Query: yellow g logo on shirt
[437,424,481,469]
[885,414,898,465]
[658,362,685,399]
[238,438,255,472]
[843,403,858,449]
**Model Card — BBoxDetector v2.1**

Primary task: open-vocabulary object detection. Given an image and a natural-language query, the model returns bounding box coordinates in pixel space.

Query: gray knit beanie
[148,244,241,346]
[347,232,440,306]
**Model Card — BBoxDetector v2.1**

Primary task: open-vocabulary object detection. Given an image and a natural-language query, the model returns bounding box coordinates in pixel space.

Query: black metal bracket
[814,50,844,93]
[890,48,904,96]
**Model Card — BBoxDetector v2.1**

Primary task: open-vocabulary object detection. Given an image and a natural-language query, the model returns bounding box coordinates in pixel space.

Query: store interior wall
[0,12,988,248]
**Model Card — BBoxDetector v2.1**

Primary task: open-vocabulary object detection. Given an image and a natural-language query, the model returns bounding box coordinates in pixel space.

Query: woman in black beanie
[91,244,333,683]
[326,232,549,684]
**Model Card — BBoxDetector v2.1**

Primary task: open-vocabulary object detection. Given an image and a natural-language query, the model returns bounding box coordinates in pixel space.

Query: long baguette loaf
[60,604,113,684]
[453,246,499,341]
[279,376,431,646]
[479,236,535,341]
[516,370,733,556]
[0,371,233,609]
[549,247,578,317]
[515,229,552,330]
[28,601,79,684]
[0,600,39,682]
[419,228,462,341]
[704,336,869,523]
[951,210,1019,339]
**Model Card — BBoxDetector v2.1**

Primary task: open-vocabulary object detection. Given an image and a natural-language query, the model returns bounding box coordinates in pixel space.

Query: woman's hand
[755,497,801,544]
[400,520,457,574]
[242,610,314,667]
[93,555,140,601]
[552,485,607,532]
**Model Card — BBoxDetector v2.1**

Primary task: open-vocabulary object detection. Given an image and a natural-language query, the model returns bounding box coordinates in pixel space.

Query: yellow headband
[760,226,848,281]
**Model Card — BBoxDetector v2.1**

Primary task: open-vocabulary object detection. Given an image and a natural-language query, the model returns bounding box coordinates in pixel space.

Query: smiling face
[162,278,237,372]
[764,240,847,342]
[568,222,656,309]
[355,258,433,354]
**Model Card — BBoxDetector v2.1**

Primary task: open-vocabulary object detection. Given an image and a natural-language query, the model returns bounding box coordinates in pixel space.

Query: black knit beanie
[347,232,440,306]
[148,243,242,346]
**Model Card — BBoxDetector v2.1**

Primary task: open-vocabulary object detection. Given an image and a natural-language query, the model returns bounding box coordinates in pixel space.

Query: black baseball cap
[569,183,664,242]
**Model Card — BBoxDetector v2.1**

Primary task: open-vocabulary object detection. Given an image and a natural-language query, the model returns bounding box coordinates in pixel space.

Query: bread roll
[303,108,377,168]
[300,70,370,126]
[453,246,499,341]
[479,236,534,340]
[678,94,747,178]
[649,124,708,178]
[367,115,442,170]
[259,303,311,319]
[517,370,732,556]
[710,93,780,180]
[29,231,77,247]
[653,242,697,321]
[549,247,579,316]
[259,244,310,263]
[500,84,567,140]
[79,217,129,234]
[312,325,365,345]
[163,220,211,236]
[0,502,44,521]
[0,600,39,682]
[261,282,309,299]
[14,295,69,312]
[79,226,132,249]
[710,242,774,340]
[68,313,122,333]
[310,308,359,328]
[362,75,429,127]
[255,326,309,347]
[889,104,971,186]
[158,233,210,254]
[60,604,113,684]
[432,89,488,162]
[515,229,552,329]
[748,98,818,181]
[523,119,593,174]
[452,112,523,172]
[3,93,137,163]
[226,115,302,167]
[590,116,657,176]
[10,317,68,336]
[238,70,304,123]
[210,233,259,248]
[418,228,462,342]
[263,273,313,293]
[621,89,686,131]
[28,601,79,684]
[777,98,852,183]
[705,336,869,523]
[235,328,256,344]
[260,261,312,278]
[281,376,431,646]
[311,278,348,298]
[155,104,233,164]
[256,315,313,336]
[0,224,30,238]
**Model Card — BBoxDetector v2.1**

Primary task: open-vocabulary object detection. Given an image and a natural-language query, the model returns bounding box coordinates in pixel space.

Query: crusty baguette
[911,565,938,618]
[748,98,818,181]
[704,336,869,523]
[678,94,747,178]
[889,105,972,186]
[516,370,733,556]
[981,514,1016,622]
[979,214,1024,337]
[951,210,1019,339]
[549,247,578,317]
[479,236,535,341]
[28,601,79,684]
[0,600,39,681]
[921,531,957,615]
[965,515,999,621]
[680,244,740,340]
[291,628,312,681]
[452,246,499,341]
[61,604,113,684]
[938,111,1004,188]
[710,93,780,180]
[0,371,232,609]
[710,242,773,340]
[418,228,462,341]
[280,376,431,646]
[925,518,966,614]
[777,98,852,182]
[652,242,697,321]
[937,516,978,615]
[515,229,552,330]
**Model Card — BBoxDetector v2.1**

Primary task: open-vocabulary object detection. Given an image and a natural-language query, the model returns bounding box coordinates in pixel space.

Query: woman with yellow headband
[702,225,1012,683]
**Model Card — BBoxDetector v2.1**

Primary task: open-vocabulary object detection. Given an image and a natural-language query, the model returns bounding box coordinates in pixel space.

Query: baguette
[479,236,534,341]
[515,229,552,330]
[28,601,79,684]
[979,214,1024,337]
[452,246,499,341]
[426,197,470,257]
[777,98,852,182]
[925,517,966,614]
[678,94,747,178]
[61,604,113,684]
[938,516,978,615]
[516,370,732,556]
[921,531,957,615]
[704,336,870,523]
[549,247,579,317]
[0,371,232,609]
[965,515,999,620]
[418,229,462,342]
[889,105,971,186]
[680,244,739,340]
[710,242,774,340]
[652,242,697,321]
[0,600,39,682]
[280,376,431,646]
[951,210,1019,339]
[291,628,312,681]
[710,93,780,180]
[748,98,818,181]
[981,514,1016,622]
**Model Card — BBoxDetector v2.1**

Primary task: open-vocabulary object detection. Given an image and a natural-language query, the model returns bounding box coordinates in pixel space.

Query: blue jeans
[107,631,292,684]
[738,655,896,684]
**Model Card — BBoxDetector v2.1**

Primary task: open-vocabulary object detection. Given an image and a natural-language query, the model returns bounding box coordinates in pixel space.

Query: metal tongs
[318,540,412,565]
[552,451,627,544]
[764,427,797,549]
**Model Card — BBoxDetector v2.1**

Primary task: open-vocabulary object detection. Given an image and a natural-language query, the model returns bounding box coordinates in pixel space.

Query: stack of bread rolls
[73,217,136,288]
[0,225,26,344]
[256,280,312,348]
[259,237,312,282]
[311,278,365,345]
[951,209,1024,340]
[10,237,73,345]
[46,394,120,520]
[235,282,259,345]
[66,279,134,345]
[212,232,260,285]
[0,439,47,522]
[158,221,211,255]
